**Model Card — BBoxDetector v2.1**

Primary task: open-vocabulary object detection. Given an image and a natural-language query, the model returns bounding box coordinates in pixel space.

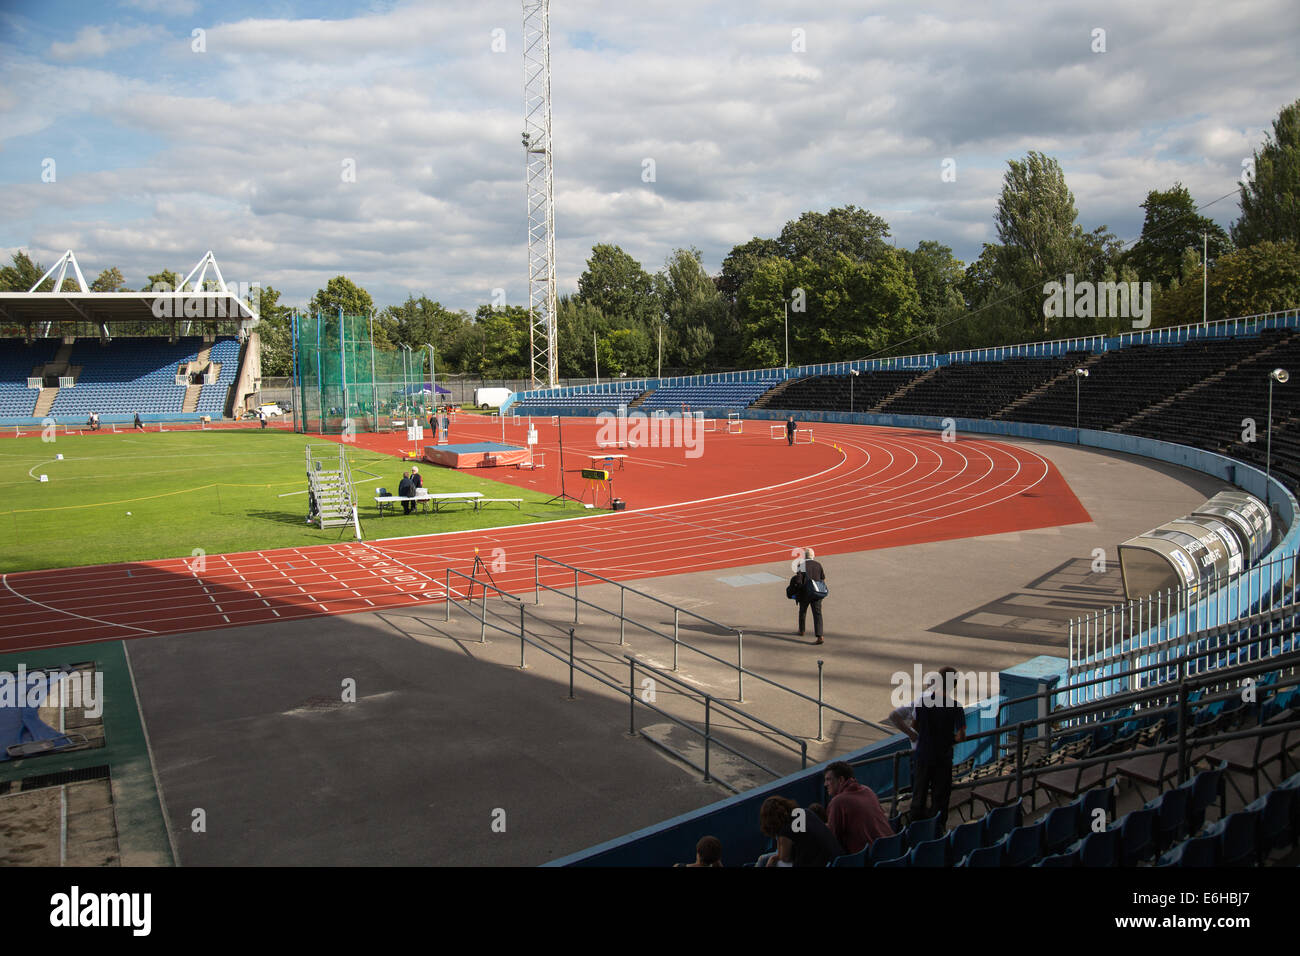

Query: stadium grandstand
[0,250,261,427]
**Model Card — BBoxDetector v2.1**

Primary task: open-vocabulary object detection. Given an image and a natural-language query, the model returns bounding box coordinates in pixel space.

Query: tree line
[5,99,1297,380]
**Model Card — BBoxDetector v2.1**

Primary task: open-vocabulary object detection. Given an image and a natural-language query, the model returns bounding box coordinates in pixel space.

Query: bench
[589,453,627,470]
[474,498,524,511]
[374,491,484,516]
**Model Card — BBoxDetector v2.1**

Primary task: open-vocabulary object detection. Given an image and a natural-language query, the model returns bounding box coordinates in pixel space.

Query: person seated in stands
[675,835,723,867]
[823,760,894,854]
[808,802,828,824]
[758,795,844,867]
[134,412,144,431]
[398,470,415,514]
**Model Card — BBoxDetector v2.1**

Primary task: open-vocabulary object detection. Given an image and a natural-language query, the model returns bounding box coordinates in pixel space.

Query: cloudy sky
[1,0,1296,313]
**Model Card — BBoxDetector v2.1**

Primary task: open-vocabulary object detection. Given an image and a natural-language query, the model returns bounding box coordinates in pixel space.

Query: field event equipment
[293,311,419,435]
[305,444,360,538]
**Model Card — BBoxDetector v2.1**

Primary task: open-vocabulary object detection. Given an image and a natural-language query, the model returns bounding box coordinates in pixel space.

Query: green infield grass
[0,429,595,573]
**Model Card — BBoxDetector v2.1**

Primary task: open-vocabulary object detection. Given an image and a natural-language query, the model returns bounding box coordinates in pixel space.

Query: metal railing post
[800,739,807,770]
[619,586,625,646]
[574,568,579,624]
[628,658,636,735]
[737,629,744,702]
[673,608,679,670]
[445,567,451,622]
[568,627,575,700]
[480,584,488,643]
[703,695,712,782]
[817,659,825,741]
[1014,723,1025,799]
[534,554,540,605]
[519,603,526,668]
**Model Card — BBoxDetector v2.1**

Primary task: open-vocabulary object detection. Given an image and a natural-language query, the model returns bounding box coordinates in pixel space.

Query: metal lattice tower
[523,0,558,390]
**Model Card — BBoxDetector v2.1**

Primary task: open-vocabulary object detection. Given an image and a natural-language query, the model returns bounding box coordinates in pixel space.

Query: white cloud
[3,0,1297,311]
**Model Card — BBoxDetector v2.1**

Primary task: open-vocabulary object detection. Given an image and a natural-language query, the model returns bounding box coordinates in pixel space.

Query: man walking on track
[786,415,798,445]
[790,547,826,644]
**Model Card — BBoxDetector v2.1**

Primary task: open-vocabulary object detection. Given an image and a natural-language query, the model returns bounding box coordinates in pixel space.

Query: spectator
[397,470,415,515]
[758,795,844,867]
[911,666,966,827]
[823,761,893,854]
[808,802,828,824]
[675,835,723,867]
[134,412,144,431]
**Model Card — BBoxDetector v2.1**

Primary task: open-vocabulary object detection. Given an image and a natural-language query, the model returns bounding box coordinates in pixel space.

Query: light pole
[782,296,794,368]
[850,369,860,413]
[1267,368,1289,503]
[1074,367,1089,441]
[424,343,436,414]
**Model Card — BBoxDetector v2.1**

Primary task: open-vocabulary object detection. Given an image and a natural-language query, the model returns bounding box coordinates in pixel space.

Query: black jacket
[398,476,414,498]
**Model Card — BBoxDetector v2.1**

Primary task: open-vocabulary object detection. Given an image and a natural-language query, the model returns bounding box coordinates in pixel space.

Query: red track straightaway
[0,422,1090,652]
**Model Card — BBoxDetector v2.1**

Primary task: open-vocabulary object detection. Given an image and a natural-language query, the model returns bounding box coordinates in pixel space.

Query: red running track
[0,423,1090,652]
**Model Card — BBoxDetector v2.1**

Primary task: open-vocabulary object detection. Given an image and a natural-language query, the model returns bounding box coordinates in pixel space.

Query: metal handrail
[856,652,1300,806]
[438,572,808,792]
[533,554,893,736]
[999,625,1300,725]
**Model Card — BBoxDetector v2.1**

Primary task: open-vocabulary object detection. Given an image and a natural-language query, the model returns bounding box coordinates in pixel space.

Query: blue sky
[1,0,1296,312]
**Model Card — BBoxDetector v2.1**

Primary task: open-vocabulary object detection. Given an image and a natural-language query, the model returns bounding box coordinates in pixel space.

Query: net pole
[315,311,324,435]
[369,313,378,432]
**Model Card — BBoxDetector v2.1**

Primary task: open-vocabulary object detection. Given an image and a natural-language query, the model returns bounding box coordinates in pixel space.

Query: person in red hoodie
[823,761,894,855]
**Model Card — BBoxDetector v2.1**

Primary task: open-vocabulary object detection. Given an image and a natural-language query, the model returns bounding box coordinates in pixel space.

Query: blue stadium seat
[1217,809,1261,866]
[982,800,1023,847]
[908,836,948,867]
[868,831,906,865]
[904,813,940,848]
[1002,823,1045,867]
[946,819,983,862]
[1118,807,1158,865]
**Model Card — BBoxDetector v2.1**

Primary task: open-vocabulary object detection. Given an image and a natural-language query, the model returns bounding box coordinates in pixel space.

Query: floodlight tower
[523,0,558,390]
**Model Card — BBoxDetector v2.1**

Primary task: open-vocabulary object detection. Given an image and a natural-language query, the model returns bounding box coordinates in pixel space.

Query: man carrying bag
[787,547,828,644]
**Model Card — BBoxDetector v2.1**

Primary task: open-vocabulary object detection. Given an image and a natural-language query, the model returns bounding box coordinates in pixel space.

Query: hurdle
[726,412,743,434]
[551,415,559,425]
[770,424,786,440]
[794,427,814,444]
[511,412,521,426]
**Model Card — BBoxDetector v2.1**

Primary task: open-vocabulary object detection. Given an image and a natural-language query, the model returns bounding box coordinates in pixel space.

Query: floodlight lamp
[1271,368,1289,384]
[1075,368,1089,377]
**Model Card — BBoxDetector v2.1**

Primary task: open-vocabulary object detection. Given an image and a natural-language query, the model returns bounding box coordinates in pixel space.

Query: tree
[737,250,920,367]
[383,295,469,363]
[776,205,891,265]
[145,270,180,292]
[90,267,126,292]
[576,244,657,326]
[1125,184,1231,289]
[995,152,1082,284]
[309,275,374,318]
[905,241,965,346]
[1154,240,1300,326]
[598,326,653,377]
[468,305,529,377]
[556,296,607,378]
[718,236,782,301]
[250,285,293,376]
[1233,99,1300,248]
[0,251,45,291]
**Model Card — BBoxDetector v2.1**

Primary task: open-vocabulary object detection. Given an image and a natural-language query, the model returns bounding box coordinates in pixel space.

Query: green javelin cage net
[294,312,430,435]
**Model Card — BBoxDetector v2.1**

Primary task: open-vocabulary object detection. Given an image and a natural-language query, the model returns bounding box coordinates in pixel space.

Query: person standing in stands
[823,761,893,855]
[785,415,798,446]
[398,470,416,515]
[134,412,144,431]
[911,667,966,828]
[789,547,826,644]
